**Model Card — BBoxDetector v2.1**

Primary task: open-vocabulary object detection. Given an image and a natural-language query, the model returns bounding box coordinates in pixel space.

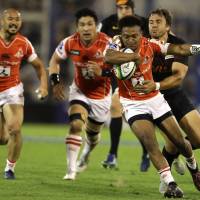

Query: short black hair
[118,16,142,31]
[75,8,98,24]
[149,9,172,26]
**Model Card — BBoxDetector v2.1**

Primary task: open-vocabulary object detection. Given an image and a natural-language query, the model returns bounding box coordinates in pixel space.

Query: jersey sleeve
[25,39,38,62]
[103,35,121,56]
[55,38,69,59]
[149,39,170,55]
[172,39,188,66]
[108,35,122,50]
[173,54,188,66]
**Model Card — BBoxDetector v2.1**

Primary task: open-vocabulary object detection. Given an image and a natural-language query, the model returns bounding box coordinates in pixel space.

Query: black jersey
[100,14,149,37]
[152,34,188,95]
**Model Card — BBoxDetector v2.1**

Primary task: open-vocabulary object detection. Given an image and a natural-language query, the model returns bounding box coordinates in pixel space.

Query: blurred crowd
[0,0,200,122]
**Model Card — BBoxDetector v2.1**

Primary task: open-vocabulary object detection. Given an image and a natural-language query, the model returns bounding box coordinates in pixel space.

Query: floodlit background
[0,0,200,123]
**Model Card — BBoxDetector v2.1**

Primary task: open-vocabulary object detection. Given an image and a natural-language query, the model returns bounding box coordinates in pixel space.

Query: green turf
[0,123,199,200]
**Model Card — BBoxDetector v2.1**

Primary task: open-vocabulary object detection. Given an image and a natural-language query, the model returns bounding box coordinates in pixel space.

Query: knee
[7,123,21,136]
[86,130,100,145]
[70,120,84,134]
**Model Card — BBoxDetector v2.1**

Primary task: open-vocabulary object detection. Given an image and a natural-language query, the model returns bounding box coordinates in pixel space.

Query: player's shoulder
[98,32,111,41]
[15,33,30,44]
[142,37,152,45]
[168,34,186,44]
[60,33,79,48]
[63,33,79,42]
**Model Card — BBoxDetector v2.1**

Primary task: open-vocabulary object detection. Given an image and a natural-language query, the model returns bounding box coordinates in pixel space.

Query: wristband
[50,73,60,86]
[155,82,160,90]
[190,45,200,55]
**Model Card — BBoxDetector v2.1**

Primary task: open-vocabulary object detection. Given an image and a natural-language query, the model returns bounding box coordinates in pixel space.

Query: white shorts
[120,92,172,124]
[69,82,112,123]
[0,83,24,111]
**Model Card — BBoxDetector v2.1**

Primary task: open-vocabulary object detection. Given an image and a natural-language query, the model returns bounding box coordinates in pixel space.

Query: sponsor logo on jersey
[69,49,80,56]
[14,48,24,58]
[165,55,174,60]
[1,54,11,59]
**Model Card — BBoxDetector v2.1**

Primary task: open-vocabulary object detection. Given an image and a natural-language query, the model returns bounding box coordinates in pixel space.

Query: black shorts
[163,89,195,122]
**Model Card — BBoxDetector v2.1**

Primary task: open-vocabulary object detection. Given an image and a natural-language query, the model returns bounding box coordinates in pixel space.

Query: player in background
[104,16,200,197]
[99,0,150,172]
[0,8,48,179]
[134,8,200,193]
[49,8,112,180]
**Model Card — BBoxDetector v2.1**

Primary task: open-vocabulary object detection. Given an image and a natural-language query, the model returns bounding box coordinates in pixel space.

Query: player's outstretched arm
[48,52,65,101]
[167,44,200,56]
[105,49,140,65]
[31,57,48,99]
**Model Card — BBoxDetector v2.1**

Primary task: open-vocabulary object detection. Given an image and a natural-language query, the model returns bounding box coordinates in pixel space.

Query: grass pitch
[0,124,199,200]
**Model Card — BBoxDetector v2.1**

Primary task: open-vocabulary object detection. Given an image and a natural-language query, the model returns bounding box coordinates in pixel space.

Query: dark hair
[118,16,142,31]
[149,9,172,26]
[75,8,98,24]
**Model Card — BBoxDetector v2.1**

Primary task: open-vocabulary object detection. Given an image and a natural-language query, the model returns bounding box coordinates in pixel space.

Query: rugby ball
[113,48,136,80]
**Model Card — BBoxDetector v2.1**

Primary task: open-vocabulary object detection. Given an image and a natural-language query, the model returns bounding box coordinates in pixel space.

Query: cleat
[63,171,76,180]
[76,157,89,173]
[173,157,186,175]
[101,154,118,169]
[159,180,168,194]
[186,164,200,191]
[164,182,184,198]
[4,170,15,180]
[140,154,150,172]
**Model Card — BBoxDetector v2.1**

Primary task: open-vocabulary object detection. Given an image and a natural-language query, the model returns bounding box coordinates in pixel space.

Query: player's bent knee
[7,124,21,136]
[70,120,84,133]
[86,130,100,145]
[69,113,85,133]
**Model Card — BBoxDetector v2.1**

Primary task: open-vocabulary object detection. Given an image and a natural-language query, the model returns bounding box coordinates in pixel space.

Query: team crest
[14,48,24,58]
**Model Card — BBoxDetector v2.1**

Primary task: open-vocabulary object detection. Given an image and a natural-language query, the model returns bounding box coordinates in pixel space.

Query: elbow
[174,75,184,86]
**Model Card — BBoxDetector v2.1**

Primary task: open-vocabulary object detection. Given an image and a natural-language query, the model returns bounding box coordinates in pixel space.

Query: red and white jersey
[0,33,37,92]
[55,32,111,99]
[108,36,169,100]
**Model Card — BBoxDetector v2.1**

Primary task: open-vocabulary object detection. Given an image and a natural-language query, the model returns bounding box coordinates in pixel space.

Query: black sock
[109,117,123,157]
[139,140,148,156]
[162,147,179,168]
[185,136,197,150]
